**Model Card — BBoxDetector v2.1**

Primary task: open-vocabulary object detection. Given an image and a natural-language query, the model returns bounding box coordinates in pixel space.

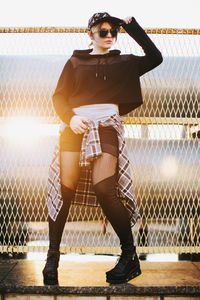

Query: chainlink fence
[0,26,199,255]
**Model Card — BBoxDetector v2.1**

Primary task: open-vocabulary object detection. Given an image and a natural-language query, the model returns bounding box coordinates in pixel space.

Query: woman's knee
[60,183,75,204]
[93,173,117,199]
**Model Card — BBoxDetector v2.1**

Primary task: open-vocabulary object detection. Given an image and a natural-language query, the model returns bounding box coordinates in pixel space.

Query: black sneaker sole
[106,268,142,284]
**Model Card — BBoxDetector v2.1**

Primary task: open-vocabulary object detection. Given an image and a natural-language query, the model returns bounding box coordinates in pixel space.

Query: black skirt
[60,125,119,158]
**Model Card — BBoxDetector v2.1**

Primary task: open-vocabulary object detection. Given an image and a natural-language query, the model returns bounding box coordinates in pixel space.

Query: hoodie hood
[72,48,121,81]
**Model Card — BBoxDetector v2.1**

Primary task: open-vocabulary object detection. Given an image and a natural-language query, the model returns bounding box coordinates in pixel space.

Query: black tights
[48,151,134,251]
[49,184,75,251]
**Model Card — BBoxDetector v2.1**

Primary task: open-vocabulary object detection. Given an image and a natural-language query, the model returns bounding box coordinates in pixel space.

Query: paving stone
[57,297,106,300]
[164,296,200,300]
[110,297,160,300]
[0,260,17,282]
[5,295,54,300]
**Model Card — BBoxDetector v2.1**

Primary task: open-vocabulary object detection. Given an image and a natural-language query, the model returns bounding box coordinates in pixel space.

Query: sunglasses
[96,29,118,38]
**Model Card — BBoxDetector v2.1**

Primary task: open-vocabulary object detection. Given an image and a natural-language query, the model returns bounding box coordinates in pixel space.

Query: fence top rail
[0,26,199,35]
[124,117,199,125]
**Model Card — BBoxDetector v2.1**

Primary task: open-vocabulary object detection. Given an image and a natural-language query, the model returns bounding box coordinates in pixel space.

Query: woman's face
[88,22,118,50]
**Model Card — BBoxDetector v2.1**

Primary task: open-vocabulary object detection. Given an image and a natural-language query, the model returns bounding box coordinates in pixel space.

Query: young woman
[43,12,163,285]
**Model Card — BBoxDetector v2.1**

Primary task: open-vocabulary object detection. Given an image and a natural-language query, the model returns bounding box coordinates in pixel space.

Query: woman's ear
[87,31,93,47]
[87,31,93,40]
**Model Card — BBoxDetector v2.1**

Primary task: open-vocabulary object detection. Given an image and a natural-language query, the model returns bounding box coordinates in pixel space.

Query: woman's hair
[88,22,120,47]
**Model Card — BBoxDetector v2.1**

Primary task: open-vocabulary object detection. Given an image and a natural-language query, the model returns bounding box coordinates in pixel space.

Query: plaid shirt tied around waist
[47,113,140,228]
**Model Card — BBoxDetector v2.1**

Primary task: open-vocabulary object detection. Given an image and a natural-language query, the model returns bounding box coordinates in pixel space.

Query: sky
[0,0,199,28]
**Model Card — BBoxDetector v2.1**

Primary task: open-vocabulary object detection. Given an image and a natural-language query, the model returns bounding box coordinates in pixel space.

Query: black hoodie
[52,17,163,125]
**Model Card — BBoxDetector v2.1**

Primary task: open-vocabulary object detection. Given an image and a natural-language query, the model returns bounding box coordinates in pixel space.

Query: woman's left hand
[120,16,133,25]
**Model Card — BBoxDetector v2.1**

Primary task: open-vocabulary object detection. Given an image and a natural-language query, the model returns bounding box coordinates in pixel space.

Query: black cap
[88,12,124,30]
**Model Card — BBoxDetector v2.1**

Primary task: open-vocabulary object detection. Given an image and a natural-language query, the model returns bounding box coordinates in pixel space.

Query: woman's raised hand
[70,115,89,134]
[119,16,133,25]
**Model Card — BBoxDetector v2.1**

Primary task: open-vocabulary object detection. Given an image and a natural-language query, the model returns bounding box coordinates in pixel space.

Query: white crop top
[72,103,119,120]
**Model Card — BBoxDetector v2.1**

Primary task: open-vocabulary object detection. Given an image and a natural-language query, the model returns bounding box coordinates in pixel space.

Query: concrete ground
[0,256,199,298]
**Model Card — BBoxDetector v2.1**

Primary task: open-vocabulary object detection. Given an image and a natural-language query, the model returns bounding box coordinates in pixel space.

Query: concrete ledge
[0,284,200,297]
[0,260,199,297]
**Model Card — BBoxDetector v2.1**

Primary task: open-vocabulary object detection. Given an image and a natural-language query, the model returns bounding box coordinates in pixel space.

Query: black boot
[106,234,142,284]
[43,249,60,285]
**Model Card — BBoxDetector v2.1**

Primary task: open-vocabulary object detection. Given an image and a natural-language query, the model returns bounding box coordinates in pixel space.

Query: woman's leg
[48,151,81,251]
[91,152,134,248]
[43,151,80,285]
[91,152,141,283]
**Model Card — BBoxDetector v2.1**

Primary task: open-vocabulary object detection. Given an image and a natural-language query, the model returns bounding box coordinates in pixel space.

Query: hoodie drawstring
[96,56,108,81]
[95,57,99,78]
[103,57,107,80]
